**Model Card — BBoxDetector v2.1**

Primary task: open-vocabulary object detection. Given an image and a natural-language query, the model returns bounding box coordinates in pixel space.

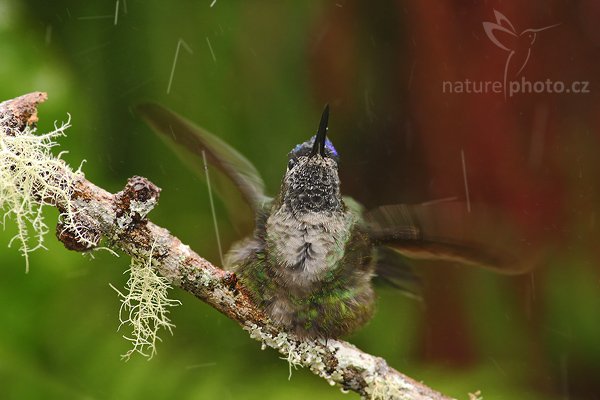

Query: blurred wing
[373,246,423,301]
[365,201,539,275]
[136,102,269,212]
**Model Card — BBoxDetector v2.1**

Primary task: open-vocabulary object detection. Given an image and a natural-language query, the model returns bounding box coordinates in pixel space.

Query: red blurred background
[310,1,600,398]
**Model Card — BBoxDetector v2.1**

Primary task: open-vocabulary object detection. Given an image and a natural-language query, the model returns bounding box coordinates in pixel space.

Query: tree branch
[0,92,455,400]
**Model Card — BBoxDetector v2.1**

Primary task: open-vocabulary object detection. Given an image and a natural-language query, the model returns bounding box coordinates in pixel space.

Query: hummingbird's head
[280,105,342,219]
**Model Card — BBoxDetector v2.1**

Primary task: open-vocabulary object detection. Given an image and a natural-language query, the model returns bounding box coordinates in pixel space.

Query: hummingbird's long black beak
[310,104,329,158]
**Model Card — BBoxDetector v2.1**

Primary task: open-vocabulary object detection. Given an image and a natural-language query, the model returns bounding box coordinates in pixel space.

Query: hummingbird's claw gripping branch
[0,93,455,400]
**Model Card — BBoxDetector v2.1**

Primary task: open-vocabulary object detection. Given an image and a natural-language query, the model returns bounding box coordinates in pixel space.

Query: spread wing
[136,103,270,214]
[364,200,540,275]
[373,246,423,300]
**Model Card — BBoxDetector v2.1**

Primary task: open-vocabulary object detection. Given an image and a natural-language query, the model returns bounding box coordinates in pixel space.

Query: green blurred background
[1,1,599,399]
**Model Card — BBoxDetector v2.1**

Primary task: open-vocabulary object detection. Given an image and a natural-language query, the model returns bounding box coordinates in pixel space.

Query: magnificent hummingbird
[137,104,530,339]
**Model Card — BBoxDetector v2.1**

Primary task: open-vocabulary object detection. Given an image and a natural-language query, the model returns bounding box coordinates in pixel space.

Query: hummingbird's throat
[284,159,341,216]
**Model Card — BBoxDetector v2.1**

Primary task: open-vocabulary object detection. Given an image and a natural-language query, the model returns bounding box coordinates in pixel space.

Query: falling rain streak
[202,150,225,266]
[114,0,119,25]
[206,37,217,63]
[167,39,193,94]
[461,149,471,213]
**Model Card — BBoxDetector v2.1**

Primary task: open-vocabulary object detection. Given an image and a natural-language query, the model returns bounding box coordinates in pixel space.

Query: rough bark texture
[0,92,455,400]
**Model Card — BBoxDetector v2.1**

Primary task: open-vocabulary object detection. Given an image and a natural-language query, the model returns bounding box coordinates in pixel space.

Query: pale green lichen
[111,241,181,360]
[244,323,334,384]
[365,374,411,400]
[129,198,157,219]
[1,112,181,360]
[243,323,419,399]
[468,390,483,400]
[0,115,88,272]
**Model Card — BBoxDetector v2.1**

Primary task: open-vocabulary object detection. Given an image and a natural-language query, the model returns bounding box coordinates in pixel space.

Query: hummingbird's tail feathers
[365,201,542,275]
[373,246,423,301]
[135,103,270,214]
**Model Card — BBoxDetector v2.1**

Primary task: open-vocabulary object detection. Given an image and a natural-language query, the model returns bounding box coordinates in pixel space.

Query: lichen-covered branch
[0,93,454,400]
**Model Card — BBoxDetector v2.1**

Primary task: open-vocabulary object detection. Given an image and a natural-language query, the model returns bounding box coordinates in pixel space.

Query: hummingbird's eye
[288,158,297,170]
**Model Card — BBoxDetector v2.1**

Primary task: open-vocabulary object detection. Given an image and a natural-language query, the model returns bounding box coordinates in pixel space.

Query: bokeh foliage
[1,1,599,399]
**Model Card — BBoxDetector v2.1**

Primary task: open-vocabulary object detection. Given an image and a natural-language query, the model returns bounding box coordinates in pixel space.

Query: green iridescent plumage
[229,197,375,338]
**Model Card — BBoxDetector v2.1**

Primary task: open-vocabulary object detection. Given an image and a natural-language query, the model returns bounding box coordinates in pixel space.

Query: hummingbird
[137,104,530,339]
